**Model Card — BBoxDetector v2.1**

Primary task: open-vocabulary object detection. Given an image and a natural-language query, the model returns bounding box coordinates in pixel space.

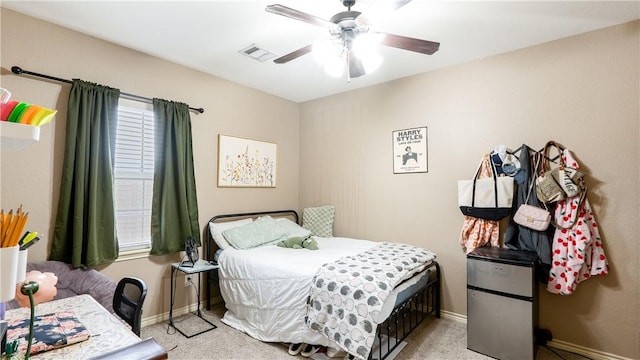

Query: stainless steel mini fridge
[467,247,538,360]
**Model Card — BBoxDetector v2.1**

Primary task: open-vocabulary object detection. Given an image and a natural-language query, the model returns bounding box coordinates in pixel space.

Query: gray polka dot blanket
[305,242,436,360]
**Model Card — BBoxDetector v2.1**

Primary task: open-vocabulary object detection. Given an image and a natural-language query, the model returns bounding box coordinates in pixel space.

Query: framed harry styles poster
[393,126,427,174]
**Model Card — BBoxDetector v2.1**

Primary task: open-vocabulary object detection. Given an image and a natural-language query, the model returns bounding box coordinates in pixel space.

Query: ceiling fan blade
[266,4,339,31]
[273,44,314,64]
[356,0,413,27]
[348,50,366,79]
[379,33,440,55]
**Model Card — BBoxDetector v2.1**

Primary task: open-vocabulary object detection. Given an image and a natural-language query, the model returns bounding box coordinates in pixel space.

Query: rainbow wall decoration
[0,100,57,126]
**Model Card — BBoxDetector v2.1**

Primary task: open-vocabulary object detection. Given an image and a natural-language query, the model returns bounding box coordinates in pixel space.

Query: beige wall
[299,21,639,359]
[0,9,299,320]
[2,6,639,359]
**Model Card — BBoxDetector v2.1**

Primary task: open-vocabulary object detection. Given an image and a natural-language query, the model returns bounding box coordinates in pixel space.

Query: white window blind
[114,100,154,251]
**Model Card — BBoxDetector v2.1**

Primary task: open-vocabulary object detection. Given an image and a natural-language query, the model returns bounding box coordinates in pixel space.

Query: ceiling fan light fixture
[362,54,383,74]
[352,34,383,74]
[352,33,382,55]
[312,39,340,63]
[267,0,439,78]
[324,58,346,77]
[313,39,346,77]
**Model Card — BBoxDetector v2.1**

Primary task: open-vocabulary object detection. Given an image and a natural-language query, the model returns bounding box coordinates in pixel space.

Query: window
[113,99,154,251]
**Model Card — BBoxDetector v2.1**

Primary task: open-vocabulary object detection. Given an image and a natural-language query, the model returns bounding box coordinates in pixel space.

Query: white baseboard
[142,305,631,360]
[440,309,467,323]
[140,296,223,328]
[435,311,633,360]
[546,339,635,360]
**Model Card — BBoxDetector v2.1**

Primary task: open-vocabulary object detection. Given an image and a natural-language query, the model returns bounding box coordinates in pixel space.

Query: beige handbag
[535,141,585,203]
[513,204,551,231]
[514,158,551,231]
[551,166,585,198]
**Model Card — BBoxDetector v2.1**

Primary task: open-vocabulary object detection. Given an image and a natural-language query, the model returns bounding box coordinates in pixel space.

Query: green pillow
[222,216,286,249]
[302,205,335,237]
[275,218,312,238]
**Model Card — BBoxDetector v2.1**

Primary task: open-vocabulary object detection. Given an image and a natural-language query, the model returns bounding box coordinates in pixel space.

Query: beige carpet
[141,304,587,360]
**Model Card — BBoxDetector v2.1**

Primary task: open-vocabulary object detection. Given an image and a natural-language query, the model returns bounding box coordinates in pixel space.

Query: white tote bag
[458,158,514,220]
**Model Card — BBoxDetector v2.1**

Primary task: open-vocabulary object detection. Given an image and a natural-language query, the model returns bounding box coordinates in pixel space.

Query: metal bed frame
[204,210,440,360]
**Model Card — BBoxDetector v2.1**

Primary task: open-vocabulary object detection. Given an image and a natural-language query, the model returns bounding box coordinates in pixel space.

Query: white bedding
[218,236,435,347]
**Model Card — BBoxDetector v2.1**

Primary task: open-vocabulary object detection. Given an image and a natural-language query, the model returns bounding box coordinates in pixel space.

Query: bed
[204,210,440,360]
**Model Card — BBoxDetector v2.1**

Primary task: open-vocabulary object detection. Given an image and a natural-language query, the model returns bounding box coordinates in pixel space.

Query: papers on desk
[6,311,90,355]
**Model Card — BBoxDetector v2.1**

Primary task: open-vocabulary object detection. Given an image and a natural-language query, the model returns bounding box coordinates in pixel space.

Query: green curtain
[50,80,120,267]
[150,99,200,255]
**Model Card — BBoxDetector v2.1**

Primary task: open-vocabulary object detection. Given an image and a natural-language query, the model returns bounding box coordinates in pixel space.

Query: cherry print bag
[546,149,607,295]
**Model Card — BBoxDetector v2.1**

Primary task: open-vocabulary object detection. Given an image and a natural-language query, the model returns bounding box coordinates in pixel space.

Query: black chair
[113,276,147,337]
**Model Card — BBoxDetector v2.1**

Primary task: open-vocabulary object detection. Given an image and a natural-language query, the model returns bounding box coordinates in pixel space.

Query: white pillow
[209,218,253,250]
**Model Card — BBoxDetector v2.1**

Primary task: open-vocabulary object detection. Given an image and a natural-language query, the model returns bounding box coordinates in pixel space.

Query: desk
[169,260,218,338]
[4,294,140,359]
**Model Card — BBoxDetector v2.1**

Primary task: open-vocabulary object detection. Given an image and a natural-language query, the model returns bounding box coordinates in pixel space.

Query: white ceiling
[3,1,639,103]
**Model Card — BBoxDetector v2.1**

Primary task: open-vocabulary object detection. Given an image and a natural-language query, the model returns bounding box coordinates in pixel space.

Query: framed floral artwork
[217,134,277,187]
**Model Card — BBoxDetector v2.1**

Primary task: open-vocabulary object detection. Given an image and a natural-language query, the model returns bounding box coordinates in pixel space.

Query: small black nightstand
[169,260,218,338]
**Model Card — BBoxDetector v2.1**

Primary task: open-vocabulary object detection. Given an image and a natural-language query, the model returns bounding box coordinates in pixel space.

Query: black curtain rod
[11,66,205,114]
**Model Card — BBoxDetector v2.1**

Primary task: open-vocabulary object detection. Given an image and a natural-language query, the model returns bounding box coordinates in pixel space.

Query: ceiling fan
[266,0,440,79]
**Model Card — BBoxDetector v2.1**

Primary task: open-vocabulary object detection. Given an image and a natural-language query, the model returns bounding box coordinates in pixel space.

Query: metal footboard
[369,261,441,360]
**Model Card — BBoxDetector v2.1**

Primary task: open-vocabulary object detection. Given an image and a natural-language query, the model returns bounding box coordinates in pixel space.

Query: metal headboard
[203,209,298,311]
[205,209,299,261]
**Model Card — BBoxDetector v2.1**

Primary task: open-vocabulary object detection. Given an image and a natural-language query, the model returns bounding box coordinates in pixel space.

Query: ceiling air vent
[239,44,276,62]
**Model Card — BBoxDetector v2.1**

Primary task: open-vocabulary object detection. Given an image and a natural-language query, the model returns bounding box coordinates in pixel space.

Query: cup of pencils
[1,206,31,302]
